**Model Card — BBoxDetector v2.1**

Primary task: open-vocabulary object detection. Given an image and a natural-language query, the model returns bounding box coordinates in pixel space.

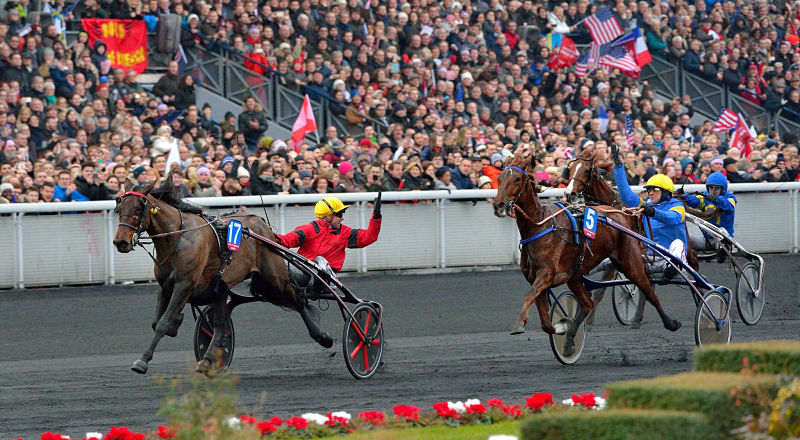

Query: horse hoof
[131,359,148,374]
[631,321,641,329]
[667,320,682,332]
[554,322,569,335]
[319,333,333,349]
[563,339,576,357]
[510,325,526,335]
[195,359,211,375]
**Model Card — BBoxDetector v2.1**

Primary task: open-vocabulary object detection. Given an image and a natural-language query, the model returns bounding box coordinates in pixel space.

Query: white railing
[1,183,799,288]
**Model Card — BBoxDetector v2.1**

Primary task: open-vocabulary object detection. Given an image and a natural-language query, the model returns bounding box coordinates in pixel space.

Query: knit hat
[237,167,250,179]
[723,157,738,167]
[490,153,503,164]
[338,161,354,174]
[299,170,312,179]
[221,156,235,167]
[196,166,211,176]
[133,166,147,179]
[0,182,14,194]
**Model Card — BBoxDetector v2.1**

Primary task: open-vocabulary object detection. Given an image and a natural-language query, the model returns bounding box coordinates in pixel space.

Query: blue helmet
[706,172,728,192]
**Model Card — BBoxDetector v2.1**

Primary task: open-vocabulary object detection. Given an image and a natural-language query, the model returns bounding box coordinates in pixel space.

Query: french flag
[611,26,652,67]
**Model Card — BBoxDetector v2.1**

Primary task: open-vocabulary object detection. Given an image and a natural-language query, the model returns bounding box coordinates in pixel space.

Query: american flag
[712,107,738,133]
[624,114,634,149]
[575,52,589,78]
[598,46,640,74]
[584,7,623,45]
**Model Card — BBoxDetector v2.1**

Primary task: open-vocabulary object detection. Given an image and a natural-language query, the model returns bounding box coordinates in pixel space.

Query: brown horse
[113,174,332,375]
[492,146,680,354]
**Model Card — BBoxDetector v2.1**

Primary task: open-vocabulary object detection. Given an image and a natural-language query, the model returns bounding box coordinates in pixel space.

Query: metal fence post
[438,198,446,268]
[359,201,368,273]
[15,212,24,289]
[107,210,116,284]
[793,189,799,253]
[278,203,286,234]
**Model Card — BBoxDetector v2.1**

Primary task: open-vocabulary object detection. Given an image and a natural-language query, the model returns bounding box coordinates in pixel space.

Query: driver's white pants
[689,234,715,251]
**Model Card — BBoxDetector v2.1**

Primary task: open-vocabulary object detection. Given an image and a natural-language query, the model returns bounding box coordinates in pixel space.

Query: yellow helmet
[314,196,351,218]
[644,174,674,193]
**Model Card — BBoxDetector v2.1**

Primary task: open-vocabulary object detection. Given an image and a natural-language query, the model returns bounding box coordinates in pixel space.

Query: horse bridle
[117,190,154,238]
[565,157,618,206]
[498,165,533,213]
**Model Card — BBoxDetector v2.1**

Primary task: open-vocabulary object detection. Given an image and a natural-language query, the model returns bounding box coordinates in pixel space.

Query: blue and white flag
[598,106,609,134]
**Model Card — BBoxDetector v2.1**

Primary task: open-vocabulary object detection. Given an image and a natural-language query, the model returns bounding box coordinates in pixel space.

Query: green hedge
[606,372,778,439]
[520,409,710,440]
[695,340,800,375]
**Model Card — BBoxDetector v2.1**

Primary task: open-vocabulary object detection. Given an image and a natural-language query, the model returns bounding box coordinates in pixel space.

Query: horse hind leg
[195,298,228,377]
[561,278,593,357]
[617,253,681,332]
[299,305,333,348]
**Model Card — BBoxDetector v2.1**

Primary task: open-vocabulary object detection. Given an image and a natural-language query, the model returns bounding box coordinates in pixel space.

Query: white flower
[465,398,481,407]
[448,401,466,414]
[488,435,519,440]
[85,433,103,440]
[301,412,329,425]
[329,411,352,421]
[562,398,576,406]
[594,397,607,410]
[224,417,241,429]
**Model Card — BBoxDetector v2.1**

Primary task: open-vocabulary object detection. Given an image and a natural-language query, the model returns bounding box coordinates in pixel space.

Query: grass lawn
[318,420,522,439]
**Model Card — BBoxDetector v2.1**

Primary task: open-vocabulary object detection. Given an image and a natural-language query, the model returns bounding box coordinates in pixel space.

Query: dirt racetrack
[1,254,798,438]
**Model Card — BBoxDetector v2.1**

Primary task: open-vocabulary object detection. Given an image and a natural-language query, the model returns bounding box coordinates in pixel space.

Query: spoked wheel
[548,290,587,365]
[193,306,235,375]
[611,272,641,326]
[736,262,765,325]
[343,302,384,379]
[694,290,732,348]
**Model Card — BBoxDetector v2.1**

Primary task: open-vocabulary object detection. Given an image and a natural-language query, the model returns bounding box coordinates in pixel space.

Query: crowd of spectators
[2,0,800,206]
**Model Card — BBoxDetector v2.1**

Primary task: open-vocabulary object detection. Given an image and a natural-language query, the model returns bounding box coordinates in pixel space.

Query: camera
[372,174,379,180]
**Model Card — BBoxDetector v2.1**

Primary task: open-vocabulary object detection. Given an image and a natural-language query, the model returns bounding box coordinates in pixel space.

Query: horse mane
[146,174,204,215]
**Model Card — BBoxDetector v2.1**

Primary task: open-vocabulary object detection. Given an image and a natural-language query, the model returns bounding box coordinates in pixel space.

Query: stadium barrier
[0,184,798,288]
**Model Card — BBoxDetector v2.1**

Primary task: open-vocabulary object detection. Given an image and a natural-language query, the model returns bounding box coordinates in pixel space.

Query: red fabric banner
[81,19,148,74]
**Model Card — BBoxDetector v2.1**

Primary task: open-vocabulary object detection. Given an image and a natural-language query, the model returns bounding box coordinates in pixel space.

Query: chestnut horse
[492,146,680,354]
[113,174,332,375]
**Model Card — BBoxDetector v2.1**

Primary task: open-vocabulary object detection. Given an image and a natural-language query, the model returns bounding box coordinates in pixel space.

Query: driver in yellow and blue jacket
[609,144,688,278]
[680,171,736,251]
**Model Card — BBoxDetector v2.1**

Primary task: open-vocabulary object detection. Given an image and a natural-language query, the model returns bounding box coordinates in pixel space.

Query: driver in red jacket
[276,193,382,275]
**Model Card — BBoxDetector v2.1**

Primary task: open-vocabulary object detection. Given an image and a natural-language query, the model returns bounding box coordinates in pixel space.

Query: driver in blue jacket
[609,144,688,275]
[680,171,736,251]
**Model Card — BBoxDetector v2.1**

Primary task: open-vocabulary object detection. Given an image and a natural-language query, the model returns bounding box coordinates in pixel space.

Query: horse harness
[117,191,231,278]
[505,166,593,276]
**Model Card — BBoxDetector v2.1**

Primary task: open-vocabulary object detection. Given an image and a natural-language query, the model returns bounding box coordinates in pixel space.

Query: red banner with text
[81,19,148,74]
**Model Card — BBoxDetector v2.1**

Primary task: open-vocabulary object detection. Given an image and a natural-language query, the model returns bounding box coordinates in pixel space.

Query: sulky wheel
[548,290,587,365]
[343,302,384,380]
[736,262,765,326]
[694,290,731,348]
[611,272,642,326]
[193,306,235,375]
